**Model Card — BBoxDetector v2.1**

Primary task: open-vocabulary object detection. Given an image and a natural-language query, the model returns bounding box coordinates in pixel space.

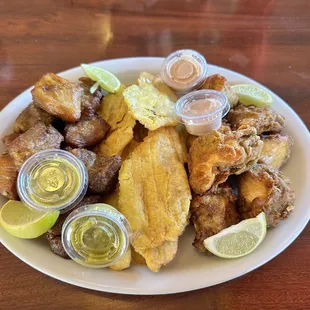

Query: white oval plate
[0,58,309,295]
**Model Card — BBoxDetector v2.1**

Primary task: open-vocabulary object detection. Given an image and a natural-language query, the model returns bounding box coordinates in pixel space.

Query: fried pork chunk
[46,195,101,258]
[31,73,84,122]
[227,103,285,134]
[69,148,121,194]
[13,103,55,133]
[64,115,110,148]
[7,123,63,169]
[79,77,103,117]
[2,132,20,148]
[0,154,18,200]
[259,134,293,170]
[191,184,239,252]
[188,126,263,194]
[238,165,295,227]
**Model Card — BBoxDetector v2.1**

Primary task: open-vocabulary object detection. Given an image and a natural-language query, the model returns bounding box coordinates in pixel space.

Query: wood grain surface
[1,1,310,309]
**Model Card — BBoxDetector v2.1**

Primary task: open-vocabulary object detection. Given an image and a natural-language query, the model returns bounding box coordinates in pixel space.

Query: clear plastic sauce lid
[17,149,88,213]
[61,204,130,268]
[175,89,230,136]
[161,49,208,94]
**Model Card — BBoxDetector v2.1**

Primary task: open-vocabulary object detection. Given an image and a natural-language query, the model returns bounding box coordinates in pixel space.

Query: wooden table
[1,1,310,309]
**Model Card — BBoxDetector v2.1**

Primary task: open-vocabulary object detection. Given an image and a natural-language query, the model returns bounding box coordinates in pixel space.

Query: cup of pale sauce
[17,149,88,213]
[161,49,208,95]
[175,90,230,136]
[62,204,130,268]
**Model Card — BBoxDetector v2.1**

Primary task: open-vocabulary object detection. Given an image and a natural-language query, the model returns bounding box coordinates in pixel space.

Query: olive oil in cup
[62,204,131,268]
[17,150,88,213]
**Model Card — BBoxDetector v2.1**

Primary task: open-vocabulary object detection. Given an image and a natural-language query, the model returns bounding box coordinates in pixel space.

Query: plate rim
[1,57,309,295]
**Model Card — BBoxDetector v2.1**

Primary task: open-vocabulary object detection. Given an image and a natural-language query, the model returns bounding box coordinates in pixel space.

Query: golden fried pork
[14,103,55,133]
[238,165,295,227]
[64,116,110,148]
[0,154,18,200]
[2,132,20,148]
[79,77,103,117]
[259,134,293,170]
[200,74,239,107]
[31,73,84,122]
[191,184,239,252]
[118,130,191,272]
[69,148,121,194]
[7,123,64,170]
[227,103,285,134]
[188,126,263,194]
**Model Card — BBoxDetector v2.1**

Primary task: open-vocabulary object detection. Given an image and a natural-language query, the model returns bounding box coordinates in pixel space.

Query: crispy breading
[227,103,285,134]
[200,74,239,107]
[148,127,188,164]
[237,164,295,227]
[2,132,20,148]
[123,73,178,131]
[190,184,239,252]
[188,126,263,194]
[109,247,131,271]
[118,131,191,272]
[0,154,18,200]
[99,85,136,156]
[14,103,55,133]
[32,73,84,122]
[259,134,293,170]
[7,123,64,170]
[64,116,110,148]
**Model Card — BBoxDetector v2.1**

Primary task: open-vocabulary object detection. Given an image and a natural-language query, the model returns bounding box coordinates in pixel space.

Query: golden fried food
[131,247,146,265]
[200,74,239,107]
[32,73,84,122]
[64,116,110,148]
[109,247,131,271]
[118,131,191,272]
[14,103,55,133]
[2,132,20,148]
[99,85,136,156]
[0,154,18,200]
[259,134,293,170]
[7,123,64,170]
[148,126,188,164]
[190,184,239,252]
[227,103,285,134]
[121,139,141,161]
[238,165,295,227]
[123,73,178,131]
[188,126,263,194]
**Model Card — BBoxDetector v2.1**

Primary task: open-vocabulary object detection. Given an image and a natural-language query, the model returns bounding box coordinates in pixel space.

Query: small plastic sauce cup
[61,204,131,268]
[17,149,88,213]
[175,90,230,136]
[161,49,208,95]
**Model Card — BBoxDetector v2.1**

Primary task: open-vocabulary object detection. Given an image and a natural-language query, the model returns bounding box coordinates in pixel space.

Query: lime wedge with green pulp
[81,64,121,94]
[0,200,59,239]
[204,212,267,258]
[231,84,273,107]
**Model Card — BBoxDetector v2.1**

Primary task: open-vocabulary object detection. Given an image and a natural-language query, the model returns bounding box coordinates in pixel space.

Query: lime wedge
[204,212,267,258]
[231,84,273,107]
[0,200,59,239]
[81,64,121,94]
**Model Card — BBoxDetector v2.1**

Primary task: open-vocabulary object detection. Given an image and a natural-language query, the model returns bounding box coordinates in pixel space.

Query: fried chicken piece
[79,77,103,117]
[200,74,239,107]
[2,132,20,148]
[191,184,239,252]
[13,103,55,133]
[188,126,263,194]
[7,123,64,170]
[238,165,295,227]
[227,103,285,134]
[64,116,110,148]
[69,148,121,194]
[46,195,101,258]
[0,154,18,200]
[259,134,293,170]
[31,73,84,122]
